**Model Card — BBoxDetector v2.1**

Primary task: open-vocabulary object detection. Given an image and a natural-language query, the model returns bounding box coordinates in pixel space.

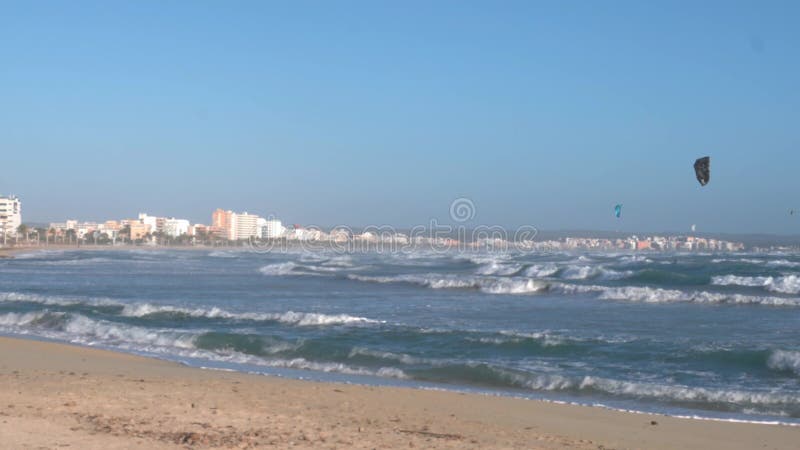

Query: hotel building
[0,195,21,241]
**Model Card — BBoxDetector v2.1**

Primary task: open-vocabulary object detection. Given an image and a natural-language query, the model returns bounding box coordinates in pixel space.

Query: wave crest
[768,350,800,376]
[347,274,546,294]
[712,275,800,294]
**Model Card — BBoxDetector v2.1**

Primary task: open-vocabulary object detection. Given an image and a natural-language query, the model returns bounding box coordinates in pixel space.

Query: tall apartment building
[211,209,261,240]
[0,195,22,241]
[234,212,260,240]
[211,209,233,239]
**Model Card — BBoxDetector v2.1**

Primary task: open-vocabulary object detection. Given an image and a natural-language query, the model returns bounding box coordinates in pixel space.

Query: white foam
[618,255,653,265]
[0,291,121,308]
[475,261,523,276]
[64,314,197,348]
[577,376,800,406]
[467,255,512,265]
[320,255,355,268]
[0,311,58,327]
[480,278,545,294]
[259,262,302,276]
[348,347,424,364]
[208,250,239,258]
[767,259,800,268]
[492,366,800,406]
[523,264,559,278]
[712,275,800,294]
[120,303,381,326]
[0,311,197,350]
[711,258,764,265]
[199,353,410,380]
[258,260,361,276]
[560,265,633,281]
[0,312,404,381]
[768,350,800,376]
[498,330,564,347]
[0,294,380,326]
[552,284,800,306]
[32,257,116,266]
[561,265,596,280]
[9,250,66,259]
[347,273,546,295]
[269,311,382,326]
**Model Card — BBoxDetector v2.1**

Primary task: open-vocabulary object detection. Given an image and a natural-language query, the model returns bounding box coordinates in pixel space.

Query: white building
[261,219,286,239]
[138,213,158,234]
[233,212,260,240]
[0,195,21,241]
[163,218,190,237]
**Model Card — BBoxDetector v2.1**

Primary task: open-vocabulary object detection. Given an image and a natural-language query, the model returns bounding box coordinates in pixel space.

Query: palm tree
[65,229,77,245]
[35,228,47,246]
[16,224,28,245]
[119,225,131,243]
[48,228,56,246]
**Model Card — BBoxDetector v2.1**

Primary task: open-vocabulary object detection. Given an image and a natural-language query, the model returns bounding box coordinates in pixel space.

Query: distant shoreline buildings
[0,194,751,252]
[43,208,287,245]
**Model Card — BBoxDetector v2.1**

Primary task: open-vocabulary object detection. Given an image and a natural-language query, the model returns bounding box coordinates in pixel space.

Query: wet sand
[0,337,798,449]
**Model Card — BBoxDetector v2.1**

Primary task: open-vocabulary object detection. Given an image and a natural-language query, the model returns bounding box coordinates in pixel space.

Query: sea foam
[712,275,800,294]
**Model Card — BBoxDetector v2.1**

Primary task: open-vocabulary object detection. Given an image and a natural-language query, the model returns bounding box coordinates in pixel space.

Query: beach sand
[0,337,798,449]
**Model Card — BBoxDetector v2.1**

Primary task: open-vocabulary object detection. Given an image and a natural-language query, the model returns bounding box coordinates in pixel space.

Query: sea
[1,246,799,424]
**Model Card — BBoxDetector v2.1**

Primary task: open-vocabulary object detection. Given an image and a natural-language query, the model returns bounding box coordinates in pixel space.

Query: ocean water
[1,247,799,424]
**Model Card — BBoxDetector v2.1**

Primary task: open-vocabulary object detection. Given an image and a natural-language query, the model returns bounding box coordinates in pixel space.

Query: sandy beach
[0,337,796,449]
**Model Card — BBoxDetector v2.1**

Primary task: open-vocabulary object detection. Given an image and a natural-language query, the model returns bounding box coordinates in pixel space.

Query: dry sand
[0,336,798,449]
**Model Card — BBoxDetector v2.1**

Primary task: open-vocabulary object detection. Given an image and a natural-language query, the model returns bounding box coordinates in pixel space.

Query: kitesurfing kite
[694,156,710,186]
[614,204,622,219]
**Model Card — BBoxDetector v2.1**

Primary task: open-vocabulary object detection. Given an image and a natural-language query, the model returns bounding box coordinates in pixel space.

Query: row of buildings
[211,209,285,240]
[534,236,745,252]
[1,194,748,251]
[45,210,288,243]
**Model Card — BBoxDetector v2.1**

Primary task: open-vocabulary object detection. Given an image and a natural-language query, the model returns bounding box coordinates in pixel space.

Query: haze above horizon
[1,1,799,234]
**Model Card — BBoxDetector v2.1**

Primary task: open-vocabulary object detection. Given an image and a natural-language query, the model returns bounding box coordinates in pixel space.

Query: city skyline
[2,192,752,250]
[2,2,800,233]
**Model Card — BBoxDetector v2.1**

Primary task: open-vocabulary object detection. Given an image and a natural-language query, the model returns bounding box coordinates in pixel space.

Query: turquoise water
[1,248,799,423]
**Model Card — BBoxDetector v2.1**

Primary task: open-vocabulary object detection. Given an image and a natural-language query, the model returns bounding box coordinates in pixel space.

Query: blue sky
[1,1,798,234]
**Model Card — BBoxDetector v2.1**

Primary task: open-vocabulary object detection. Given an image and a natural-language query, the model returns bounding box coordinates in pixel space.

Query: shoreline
[1,336,798,449]
[0,243,220,257]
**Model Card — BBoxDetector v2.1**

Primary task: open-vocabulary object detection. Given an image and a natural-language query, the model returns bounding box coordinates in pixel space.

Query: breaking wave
[0,291,121,308]
[768,351,800,376]
[0,293,380,327]
[347,274,546,294]
[712,275,800,294]
[208,250,240,258]
[120,304,381,326]
[0,311,405,380]
[523,264,559,278]
[560,265,633,281]
[552,284,800,306]
[259,261,310,276]
[475,261,523,276]
[415,364,800,415]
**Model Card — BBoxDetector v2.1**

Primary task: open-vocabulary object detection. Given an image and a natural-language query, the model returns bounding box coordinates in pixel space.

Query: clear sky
[1,1,798,234]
